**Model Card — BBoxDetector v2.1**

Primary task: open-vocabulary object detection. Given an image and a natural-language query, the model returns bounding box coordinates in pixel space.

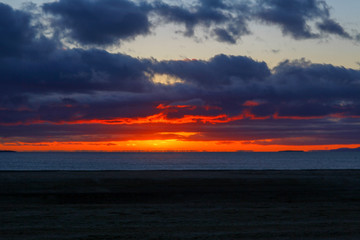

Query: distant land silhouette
[278,150,305,153]
[310,147,360,152]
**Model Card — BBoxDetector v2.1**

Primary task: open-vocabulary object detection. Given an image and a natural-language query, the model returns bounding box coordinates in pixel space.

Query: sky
[1,0,360,152]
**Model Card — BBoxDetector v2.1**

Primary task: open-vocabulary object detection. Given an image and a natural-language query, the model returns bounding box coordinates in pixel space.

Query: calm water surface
[1,152,360,170]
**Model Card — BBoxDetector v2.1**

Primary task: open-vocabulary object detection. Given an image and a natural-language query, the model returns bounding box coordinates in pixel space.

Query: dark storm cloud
[317,19,351,39]
[233,59,360,118]
[1,22,360,126]
[43,0,151,45]
[2,46,360,138]
[213,28,237,44]
[255,0,324,39]
[39,0,353,45]
[0,3,31,56]
[153,0,227,37]
[254,0,351,40]
[0,48,152,95]
[153,54,271,87]
[0,2,51,57]
[152,0,251,43]
[270,59,360,100]
[212,16,250,44]
[152,58,360,119]
[152,0,352,43]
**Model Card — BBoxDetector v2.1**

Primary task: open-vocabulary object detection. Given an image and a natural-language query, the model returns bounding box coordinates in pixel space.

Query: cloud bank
[0,1,360,148]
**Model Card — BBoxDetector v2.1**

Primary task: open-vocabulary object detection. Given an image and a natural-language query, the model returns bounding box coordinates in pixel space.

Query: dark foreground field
[1,170,360,240]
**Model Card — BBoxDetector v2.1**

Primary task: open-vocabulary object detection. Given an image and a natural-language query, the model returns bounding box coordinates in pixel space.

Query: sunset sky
[1,0,360,152]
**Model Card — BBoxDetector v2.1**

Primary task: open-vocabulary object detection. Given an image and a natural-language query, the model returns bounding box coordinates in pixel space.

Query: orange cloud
[2,106,359,127]
[156,104,196,110]
[243,100,261,107]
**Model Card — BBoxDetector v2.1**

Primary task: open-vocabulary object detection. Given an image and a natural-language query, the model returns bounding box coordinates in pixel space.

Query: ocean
[1,151,360,170]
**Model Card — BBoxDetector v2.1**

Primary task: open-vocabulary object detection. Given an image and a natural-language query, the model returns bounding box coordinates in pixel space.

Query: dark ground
[1,170,360,239]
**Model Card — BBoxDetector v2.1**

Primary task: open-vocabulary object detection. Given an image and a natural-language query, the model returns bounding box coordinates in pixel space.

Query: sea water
[1,152,360,170]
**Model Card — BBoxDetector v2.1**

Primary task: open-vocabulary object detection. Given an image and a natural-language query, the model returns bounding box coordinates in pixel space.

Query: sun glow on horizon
[2,139,360,152]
